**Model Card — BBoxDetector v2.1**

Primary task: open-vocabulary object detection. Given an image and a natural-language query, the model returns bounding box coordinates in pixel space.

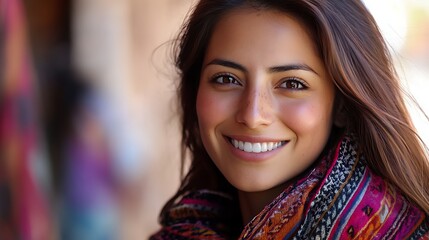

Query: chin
[230,180,278,193]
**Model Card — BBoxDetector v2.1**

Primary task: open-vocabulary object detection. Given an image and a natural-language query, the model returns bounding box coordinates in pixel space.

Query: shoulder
[306,136,429,239]
[150,190,241,239]
[330,164,429,239]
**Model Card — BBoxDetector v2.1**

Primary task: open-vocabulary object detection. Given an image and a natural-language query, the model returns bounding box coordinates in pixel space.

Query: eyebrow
[205,58,318,75]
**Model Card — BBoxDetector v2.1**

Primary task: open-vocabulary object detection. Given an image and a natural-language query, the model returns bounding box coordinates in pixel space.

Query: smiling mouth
[227,137,288,153]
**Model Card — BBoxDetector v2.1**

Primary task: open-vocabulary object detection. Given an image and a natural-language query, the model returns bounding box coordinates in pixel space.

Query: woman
[151,0,429,239]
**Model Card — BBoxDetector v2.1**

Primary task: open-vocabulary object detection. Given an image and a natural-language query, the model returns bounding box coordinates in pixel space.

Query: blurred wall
[72,0,194,239]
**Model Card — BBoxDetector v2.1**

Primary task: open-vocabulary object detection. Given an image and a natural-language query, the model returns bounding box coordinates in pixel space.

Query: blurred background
[0,0,428,239]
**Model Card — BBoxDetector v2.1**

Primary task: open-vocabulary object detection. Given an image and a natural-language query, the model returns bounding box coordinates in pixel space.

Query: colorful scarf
[151,136,429,239]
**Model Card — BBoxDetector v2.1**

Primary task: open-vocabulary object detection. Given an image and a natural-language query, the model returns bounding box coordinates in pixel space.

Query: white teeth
[261,143,267,152]
[244,142,252,152]
[230,138,285,153]
[233,139,239,148]
[253,143,262,153]
[239,141,244,150]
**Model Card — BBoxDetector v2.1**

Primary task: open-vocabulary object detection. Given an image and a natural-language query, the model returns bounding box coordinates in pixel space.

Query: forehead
[204,8,321,70]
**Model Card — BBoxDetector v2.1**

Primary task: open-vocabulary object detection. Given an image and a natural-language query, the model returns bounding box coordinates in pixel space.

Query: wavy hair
[160,0,429,218]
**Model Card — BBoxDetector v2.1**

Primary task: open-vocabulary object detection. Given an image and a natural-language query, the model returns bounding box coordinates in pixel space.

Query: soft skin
[196,8,338,222]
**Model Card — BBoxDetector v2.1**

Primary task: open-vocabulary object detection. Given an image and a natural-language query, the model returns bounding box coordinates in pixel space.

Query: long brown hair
[160,0,429,218]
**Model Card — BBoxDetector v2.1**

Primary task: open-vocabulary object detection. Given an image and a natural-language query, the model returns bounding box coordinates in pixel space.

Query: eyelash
[210,73,241,86]
[277,77,308,90]
[209,74,308,90]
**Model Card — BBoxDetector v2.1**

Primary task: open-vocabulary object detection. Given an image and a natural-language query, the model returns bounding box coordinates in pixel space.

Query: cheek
[196,88,231,132]
[279,99,334,135]
[196,92,214,127]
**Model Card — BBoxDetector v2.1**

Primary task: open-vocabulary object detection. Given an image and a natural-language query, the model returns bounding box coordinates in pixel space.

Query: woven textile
[151,136,429,239]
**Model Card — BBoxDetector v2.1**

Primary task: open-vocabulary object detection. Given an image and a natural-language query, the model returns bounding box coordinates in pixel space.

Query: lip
[224,135,288,162]
[226,135,286,143]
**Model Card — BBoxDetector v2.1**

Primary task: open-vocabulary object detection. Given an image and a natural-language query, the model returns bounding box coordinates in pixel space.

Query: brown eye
[212,74,241,85]
[278,77,307,90]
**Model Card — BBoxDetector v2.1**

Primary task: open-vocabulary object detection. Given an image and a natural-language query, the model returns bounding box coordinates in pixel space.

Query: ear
[333,97,347,128]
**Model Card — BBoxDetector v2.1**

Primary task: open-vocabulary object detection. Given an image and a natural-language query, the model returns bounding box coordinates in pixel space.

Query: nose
[235,87,274,129]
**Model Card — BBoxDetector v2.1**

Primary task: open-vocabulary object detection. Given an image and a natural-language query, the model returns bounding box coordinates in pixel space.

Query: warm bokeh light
[364,0,429,145]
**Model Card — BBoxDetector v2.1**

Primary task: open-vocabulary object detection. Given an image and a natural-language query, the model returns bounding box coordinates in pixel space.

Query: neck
[238,184,287,225]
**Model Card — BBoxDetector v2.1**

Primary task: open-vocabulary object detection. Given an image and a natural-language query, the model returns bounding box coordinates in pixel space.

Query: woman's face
[197,8,336,193]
